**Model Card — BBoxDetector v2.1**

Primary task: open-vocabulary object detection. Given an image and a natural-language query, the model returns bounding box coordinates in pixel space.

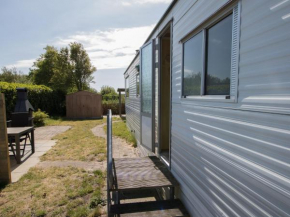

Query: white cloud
[6,25,155,73]
[6,59,35,69]
[121,0,172,6]
[54,25,155,70]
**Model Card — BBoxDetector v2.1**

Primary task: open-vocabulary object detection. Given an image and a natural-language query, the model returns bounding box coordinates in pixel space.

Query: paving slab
[34,126,71,140]
[10,140,56,182]
[9,126,71,182]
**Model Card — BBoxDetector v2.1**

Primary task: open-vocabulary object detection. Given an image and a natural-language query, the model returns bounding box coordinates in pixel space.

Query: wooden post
[0,93,11,185]
[118,91,122,117]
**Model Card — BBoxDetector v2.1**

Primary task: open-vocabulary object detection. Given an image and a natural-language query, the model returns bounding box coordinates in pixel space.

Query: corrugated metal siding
[171,103,290,216]
[125,55,141,143]
[169,0,290,216]
[125,0,290,216]
[171,0,230,103]
[238,0,290,114]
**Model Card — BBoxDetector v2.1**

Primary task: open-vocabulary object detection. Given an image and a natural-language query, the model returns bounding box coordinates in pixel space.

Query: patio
[9,126,70,182]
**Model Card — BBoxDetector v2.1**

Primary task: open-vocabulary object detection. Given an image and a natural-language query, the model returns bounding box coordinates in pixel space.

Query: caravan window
[181,3,240,101]
[141,43,153,114]
[205,15,232,95]
[125,76,129,97]
[136,73,140,97]
[183,32,203,96]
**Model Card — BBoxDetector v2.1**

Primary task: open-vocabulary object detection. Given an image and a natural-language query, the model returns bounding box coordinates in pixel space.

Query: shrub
[100,85,117,96]
[33,109,49,126]
[102,101,125,115]
[0,82,66,118]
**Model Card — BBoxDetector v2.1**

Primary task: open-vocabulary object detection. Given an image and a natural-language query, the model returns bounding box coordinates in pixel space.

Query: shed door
[140,40,155,152]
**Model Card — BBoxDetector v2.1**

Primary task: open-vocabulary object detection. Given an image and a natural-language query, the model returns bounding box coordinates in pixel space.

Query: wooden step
[110,199,189,217]
[117,189,161,201]
[113,157,179,191]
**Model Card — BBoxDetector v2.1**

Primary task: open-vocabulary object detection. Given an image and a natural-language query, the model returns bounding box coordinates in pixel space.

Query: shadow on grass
[43,116,105,127]
[120,116,126,122]
[0,182,8,191]
[51,116,103,122]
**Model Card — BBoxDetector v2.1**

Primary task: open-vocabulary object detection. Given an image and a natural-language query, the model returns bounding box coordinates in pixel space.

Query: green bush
[33,109,49,126]
[102,101,125,115]
[100,85,117,96]
[0,82,66,118]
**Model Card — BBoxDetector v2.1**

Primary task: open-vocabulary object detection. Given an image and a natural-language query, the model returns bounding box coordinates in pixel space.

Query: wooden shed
[66,91,102,119]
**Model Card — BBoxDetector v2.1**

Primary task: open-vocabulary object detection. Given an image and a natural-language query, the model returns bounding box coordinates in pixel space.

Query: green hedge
[102,101,125,115]
[0,82,66,118]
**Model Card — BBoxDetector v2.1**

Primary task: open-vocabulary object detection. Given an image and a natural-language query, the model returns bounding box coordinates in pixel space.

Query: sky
[0,0,171,91]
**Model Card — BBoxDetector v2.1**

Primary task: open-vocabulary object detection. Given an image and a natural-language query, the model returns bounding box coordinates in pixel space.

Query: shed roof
[66,90,100,96]
[117,88,125,92]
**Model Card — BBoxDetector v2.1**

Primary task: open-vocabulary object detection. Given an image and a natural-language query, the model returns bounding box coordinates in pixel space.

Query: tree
[50,47,74,91]
[100,85,118,101]
[30,46,74,92]
[0,67,31,83]
[69,42,96,91]
[30,43,96,93]
[100,85,117,96]
[30,46,59,86]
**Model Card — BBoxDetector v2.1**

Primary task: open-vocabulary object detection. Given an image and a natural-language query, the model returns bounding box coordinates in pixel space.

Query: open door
[140,40,155,152]
[157,24,172,166]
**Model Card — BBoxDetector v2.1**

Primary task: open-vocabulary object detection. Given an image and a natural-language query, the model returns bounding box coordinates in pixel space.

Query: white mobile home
[124,0,290,216]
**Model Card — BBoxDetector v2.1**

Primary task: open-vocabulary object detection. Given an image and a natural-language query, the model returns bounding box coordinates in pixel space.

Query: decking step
[113,157,179,191]
[110,199,189,217]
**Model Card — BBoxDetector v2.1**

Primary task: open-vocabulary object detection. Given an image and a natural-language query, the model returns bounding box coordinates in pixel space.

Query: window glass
[125,77,129,97]
[205,15,232,95]
[136,73,140,96]
[183,32,203,96]
[141,43,152,114]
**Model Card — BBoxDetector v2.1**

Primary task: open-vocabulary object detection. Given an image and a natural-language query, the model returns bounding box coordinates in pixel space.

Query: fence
[0,93,11,185]
[66,91,103,119]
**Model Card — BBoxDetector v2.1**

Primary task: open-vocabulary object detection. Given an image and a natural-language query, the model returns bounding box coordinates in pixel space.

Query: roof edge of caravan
[123,0,178,75]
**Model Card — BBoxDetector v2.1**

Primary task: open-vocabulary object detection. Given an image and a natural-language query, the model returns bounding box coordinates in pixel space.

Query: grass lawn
[41,117,107,162]
[0,167,105,217]
[104,118,137,147]
[0,117,114,217]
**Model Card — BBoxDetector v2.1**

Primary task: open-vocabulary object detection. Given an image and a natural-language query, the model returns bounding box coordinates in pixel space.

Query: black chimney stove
[11,88,34,127]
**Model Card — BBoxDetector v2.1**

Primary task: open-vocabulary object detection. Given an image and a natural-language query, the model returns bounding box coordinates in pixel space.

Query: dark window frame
[204,14,233,96]
[179,0,242,103]
[182,13,233,98]
[136,73,140,97]
[125,76,129,97]
[182,30,204,97]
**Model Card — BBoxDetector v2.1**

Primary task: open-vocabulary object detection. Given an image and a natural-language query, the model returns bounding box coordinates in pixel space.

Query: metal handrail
[107,109,113,214]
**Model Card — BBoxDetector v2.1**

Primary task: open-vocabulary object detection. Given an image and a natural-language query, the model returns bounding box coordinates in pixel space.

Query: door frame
[140,39,156,153]
[156,21,173,168]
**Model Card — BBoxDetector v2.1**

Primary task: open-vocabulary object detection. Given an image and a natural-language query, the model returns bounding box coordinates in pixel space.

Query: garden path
[10,126,71,182]
[91,121,139,158]
[36,121,138,172]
